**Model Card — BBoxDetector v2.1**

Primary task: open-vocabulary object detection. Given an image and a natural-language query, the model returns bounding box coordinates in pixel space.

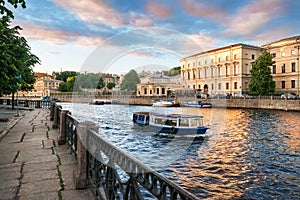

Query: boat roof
[150,112,204,119]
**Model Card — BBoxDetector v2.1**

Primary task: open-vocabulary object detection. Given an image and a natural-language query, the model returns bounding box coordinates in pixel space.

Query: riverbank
[49,95,300,111]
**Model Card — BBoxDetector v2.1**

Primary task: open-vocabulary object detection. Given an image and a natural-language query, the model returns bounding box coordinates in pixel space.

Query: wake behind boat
[132,111,209,136]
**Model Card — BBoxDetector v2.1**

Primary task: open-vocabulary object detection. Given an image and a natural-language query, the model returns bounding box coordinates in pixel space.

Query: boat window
[179,118,189,127]
[138,115,145,121]
[190,119,198,127]
[155,118,164,125]
[165,119,177,126]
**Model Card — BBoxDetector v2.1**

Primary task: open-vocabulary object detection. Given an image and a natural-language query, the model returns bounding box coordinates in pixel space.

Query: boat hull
[148,124,209,136]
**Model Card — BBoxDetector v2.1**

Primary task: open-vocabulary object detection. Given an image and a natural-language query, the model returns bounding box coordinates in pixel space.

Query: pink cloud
[146,1,172,19]
[180,0,227,22]
[15,21,104,46]
[187,33,216,51]
[53,0,153,28]
[223,0,285,36]
[252,26,293,45]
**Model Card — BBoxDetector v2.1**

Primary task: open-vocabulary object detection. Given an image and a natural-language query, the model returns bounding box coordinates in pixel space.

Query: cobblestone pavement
[0,108,94,200]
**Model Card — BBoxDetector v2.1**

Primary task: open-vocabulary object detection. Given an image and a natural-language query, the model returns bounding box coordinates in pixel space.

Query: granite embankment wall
[50,95,300,111]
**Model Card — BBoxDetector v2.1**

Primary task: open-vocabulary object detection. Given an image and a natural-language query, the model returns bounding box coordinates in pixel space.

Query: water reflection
[169,109,300,199]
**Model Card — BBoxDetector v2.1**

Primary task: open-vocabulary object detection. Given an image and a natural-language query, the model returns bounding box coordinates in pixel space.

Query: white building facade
[180,44,264,96]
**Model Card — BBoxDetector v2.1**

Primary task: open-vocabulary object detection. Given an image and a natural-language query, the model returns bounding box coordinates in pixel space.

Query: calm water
[60,103,300,199]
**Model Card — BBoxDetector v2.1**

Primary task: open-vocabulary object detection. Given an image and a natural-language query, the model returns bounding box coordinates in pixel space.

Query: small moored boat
[182,100,212,108]
[152,99,179,107]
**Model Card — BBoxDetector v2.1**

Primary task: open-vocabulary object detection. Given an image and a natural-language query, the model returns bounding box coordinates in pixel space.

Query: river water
[59,103,300,199]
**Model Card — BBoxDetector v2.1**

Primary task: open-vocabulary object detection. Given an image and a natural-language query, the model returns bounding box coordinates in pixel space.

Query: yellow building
[180,44,264,96]
[262,35,300,96]
[29,76,63,97]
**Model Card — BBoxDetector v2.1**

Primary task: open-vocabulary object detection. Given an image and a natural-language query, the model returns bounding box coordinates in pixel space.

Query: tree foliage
[120,69,140,91]
[249,51,275,95]
[55,71,78,82]
[0,0,40,97]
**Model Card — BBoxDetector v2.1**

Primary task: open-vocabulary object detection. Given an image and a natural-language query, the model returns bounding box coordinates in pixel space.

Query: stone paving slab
[62,190,95,200]
[23,161,57,173]
[22,169,58,183]
[0,187,18,200]
[19,179,60,195]
[19,191,58,200]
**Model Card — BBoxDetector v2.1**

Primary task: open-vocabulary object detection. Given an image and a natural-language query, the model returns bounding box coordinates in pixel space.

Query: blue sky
[11,0,300,74]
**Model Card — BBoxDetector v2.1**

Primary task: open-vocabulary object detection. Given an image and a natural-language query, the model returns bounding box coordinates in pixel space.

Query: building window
[226,82,229,90]
[292,62,296,72]
[272,65,276,74]
[188,63,190,67]
[218,67,221,77]
[162,88,165,94]
[193,63,195,67]
[205,60,207,64]
[218,57,221,62]
[193,71,196,79]
[234,54,237,59]
[226,56,229,61]
[205,69,207,78]
[144,88,147,95]
[211,84,214,90]
[226,65,229,76]
[281,52,286,57]
[234,82,238,89]
[282,81,285,89]
[252,54,255,59]
[234,64,238,75]
[188,72,190,79]
[193,85,195,89]
[291,50,296,55]
[271,53,276,58]
[198,84,201,89]
[211,68,214,77]
[211,59,214,63]
[150,90,152,95]
[218,83,221,90]
[198,69,201,79]
[198,61,201,66]
[282,64,285,73]
[291,80,296,88]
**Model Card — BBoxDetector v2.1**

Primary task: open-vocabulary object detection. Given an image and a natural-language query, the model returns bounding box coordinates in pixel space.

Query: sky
[10,0,300,75]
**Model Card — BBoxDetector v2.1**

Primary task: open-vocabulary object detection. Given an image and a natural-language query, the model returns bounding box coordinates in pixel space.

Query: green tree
[106,82,116,89]
[96,76,105,89]
[249,51,275,95]
[0,0,40,107]
[120,69,140,91]
[167,66,181,76]
[55,71,78,82]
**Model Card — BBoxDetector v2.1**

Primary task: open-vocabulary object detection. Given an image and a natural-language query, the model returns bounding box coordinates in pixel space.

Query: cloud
[16,21,104,46]
[53,0,123,26]
[223,0,285,36]
[180,0,227,22]
[145,1,172,19]
[252,25,293,45]
[53,0,153,28]
[187,33,217,51]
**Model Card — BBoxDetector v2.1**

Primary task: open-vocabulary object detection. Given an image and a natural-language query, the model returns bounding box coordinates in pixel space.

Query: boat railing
[52,103,198,200]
